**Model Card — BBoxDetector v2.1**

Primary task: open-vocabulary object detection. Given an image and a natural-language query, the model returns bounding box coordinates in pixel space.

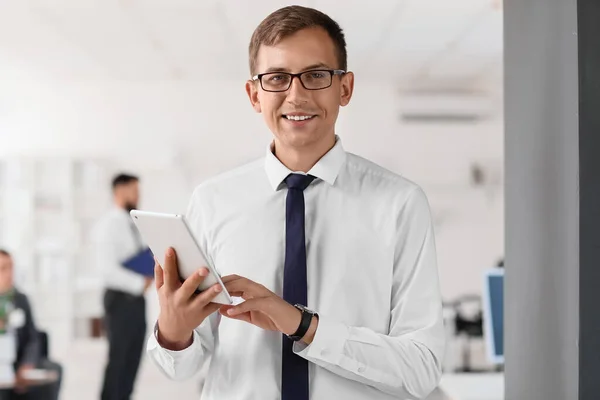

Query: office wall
[505,0,579,399]
[0,79,503,302]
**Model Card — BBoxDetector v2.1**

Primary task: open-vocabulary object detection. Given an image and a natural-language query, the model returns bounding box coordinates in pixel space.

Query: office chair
[36,330,62,400]
[450,295,485,372]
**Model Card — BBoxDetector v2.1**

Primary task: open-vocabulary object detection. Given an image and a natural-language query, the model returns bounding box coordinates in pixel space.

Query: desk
[439,372,504,400]
[0,369,59,390]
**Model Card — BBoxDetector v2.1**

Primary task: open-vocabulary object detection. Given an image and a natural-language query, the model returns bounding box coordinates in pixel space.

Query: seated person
[0,249,62,400]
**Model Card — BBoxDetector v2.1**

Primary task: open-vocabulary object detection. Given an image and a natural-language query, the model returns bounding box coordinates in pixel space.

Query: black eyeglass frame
[251,69,347,92]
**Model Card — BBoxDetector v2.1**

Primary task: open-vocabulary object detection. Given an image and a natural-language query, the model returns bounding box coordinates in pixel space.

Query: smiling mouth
[282,114,316,121]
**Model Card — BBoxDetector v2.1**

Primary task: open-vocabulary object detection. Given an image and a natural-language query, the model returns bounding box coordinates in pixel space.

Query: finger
[219,304,235,313]
[178,267,209,301]
[225,291,254,301]
[226,298,266,316]
[220,274,242,283]
[190,283,225,309]
[162,248,181,290]
[154,261,164,290]
[224,278,262,297]
[219,308,252,323]
[203,301,222,316]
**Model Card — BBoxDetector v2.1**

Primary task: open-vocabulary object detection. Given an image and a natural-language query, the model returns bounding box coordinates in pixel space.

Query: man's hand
[219,275,318,343]
[155,248,223,351]
[14,364,34,393]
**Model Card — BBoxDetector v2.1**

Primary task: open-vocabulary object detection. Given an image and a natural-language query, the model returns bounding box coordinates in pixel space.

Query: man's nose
[286,76,309,105]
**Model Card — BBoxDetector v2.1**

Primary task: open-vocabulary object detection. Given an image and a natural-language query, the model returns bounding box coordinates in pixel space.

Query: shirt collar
[264,135,347,191]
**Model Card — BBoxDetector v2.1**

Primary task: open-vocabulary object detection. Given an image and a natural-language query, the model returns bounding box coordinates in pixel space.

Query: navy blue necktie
[282,173,315,400]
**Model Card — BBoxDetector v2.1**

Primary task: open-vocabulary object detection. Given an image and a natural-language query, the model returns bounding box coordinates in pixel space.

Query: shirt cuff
[293,315,349,365]
[146,321,203,378]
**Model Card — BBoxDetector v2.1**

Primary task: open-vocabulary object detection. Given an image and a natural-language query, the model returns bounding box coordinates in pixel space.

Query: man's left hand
[14,364,34,393]
[220,275,317,343]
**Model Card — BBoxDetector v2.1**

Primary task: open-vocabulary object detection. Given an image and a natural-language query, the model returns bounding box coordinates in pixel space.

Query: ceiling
[0,0,502,92]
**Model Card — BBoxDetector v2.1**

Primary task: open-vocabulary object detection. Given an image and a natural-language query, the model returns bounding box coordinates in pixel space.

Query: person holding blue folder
[92,173,153,400]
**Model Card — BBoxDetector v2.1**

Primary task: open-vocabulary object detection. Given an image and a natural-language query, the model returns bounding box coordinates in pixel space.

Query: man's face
[246,27,354,152]
[0,255,14,293]
[116,181,140,211]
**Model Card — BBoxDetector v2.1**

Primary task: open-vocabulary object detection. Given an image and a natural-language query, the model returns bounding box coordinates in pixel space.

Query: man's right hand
[155,247,223,351]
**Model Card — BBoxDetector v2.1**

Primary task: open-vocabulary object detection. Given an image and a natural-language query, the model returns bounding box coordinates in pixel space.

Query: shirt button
[320,349,329,357]
[357,365,365,373]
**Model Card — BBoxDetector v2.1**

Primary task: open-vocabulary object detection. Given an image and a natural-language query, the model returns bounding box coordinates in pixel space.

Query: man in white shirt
[93,174,152,400]
[147,5,445,400]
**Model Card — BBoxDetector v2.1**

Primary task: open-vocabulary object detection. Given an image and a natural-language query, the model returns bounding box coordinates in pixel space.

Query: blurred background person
[0,249,62,400]
[93,174,153,400]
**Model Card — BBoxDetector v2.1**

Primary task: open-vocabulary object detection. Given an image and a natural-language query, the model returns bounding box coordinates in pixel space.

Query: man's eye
[268,74,288,82]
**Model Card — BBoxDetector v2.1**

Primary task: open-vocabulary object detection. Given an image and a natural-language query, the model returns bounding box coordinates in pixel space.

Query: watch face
[294,304,314,314]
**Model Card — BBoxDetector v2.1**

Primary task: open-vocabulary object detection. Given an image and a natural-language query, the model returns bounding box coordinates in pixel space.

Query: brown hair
[248,5,347,76]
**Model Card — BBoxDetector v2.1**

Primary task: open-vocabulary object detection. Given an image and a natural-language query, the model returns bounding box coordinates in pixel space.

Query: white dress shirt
[147,136,445,400]
[92,207,147,295]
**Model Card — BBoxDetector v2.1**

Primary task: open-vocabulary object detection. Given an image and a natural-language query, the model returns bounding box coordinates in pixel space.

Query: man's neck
[273,135,336,173]
[114,201,127,211]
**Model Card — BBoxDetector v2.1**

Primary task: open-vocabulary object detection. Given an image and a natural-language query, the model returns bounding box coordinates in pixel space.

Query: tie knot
[285,173,315,191]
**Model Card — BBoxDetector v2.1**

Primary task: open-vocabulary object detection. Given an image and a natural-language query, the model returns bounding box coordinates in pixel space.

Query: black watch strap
[288,305,314,341]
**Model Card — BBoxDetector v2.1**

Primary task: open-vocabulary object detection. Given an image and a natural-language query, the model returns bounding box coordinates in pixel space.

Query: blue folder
[123,248,155,277]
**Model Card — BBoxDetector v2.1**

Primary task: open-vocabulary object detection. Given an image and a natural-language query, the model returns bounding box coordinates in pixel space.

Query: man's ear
[246,80,262,113]
[339,71,355,107]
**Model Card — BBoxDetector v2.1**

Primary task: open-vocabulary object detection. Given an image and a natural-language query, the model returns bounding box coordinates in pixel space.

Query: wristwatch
[287,304,318,342]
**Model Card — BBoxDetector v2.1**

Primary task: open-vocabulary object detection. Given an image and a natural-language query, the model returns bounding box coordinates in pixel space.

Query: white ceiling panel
[0,0,30,13]
[382,2,488,53]
[30,0,103,9]
[135,8,242,79]
[0,6,108,80]
[221,0,316,47]
[31,2,170,80]
[368,0,502,89]
[125,0,218,10]
[313,0,404,66]
[0,0,503,92]
[413,7,502,82]
[453,8,503,56]
[357,53,434,85]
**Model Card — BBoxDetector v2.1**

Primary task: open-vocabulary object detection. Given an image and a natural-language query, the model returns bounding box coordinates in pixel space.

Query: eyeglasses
[252,69,346,92]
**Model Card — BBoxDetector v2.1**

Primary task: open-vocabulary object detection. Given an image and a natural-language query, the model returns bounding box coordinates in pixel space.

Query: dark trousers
[101,289,146,400]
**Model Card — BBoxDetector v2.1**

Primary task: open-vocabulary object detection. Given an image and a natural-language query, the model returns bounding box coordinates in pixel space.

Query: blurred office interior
[0,0,504,399]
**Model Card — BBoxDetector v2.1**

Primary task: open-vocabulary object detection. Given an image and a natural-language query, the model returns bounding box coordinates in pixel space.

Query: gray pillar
[505,0,579,399]
[577,0,600,398]
[506,0,600,398]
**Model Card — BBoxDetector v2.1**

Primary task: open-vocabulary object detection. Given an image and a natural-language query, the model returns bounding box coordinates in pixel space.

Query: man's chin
[280,134,318,149]
[276,129,322,146]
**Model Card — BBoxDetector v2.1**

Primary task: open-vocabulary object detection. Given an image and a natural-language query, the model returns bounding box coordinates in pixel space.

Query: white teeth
[285,115,313,121]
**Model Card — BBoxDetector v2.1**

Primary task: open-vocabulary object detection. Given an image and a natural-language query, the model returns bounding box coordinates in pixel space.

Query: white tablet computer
[130,210,232,305]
